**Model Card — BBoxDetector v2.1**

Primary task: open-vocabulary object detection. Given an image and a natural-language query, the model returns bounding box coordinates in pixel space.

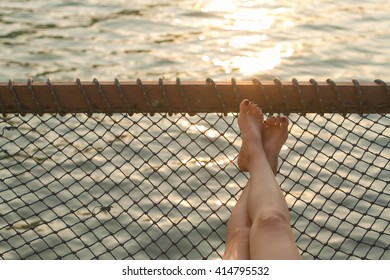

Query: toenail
[244,100,249,105]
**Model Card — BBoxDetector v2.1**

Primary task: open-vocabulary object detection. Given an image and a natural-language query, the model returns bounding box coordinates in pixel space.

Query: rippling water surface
[0,0,389,260]
[1,0,390,81]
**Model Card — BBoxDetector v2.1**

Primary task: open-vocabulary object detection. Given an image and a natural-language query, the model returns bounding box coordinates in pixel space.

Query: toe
[254,105,263,119]
[248,103,254,114]
[280,116,289,127]
[239,99,250,114]
[276,116,282,127]
[270,116,276,126]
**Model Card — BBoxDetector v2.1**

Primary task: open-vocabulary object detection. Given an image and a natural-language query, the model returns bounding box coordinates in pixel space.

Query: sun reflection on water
[212,45,294,74]
[224,9,274,32]
[199,0,296,75]
[201,0,237,13]
[228,34,267,48]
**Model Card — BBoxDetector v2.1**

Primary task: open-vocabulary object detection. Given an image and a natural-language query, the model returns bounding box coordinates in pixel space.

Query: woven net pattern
[0,113,389,259]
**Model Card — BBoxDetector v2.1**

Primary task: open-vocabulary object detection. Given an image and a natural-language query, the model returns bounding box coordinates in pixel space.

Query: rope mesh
[0,112,389,260]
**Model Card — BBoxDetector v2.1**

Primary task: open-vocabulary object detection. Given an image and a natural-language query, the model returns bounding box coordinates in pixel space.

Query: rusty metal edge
[0,79,389,115]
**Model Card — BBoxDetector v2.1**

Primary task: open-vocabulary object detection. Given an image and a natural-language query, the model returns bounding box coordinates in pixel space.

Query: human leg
[262,116,289,175]
[223,117,287,259]
[223,182,251,260]
[224,104,298,260]
[238,100,301,260]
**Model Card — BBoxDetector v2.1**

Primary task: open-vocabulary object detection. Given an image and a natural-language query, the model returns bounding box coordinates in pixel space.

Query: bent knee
[232,227,251,239]
[252,209,291,230]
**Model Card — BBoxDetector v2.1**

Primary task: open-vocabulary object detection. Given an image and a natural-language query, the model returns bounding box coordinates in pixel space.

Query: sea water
[0,0,389,260]
[1,0,390,81]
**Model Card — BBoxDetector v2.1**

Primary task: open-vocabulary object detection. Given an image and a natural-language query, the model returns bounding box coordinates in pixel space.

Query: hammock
[0,78,389,259]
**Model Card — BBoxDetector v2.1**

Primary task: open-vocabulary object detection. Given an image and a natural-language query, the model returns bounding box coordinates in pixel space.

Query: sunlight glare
[224,9,274,31]
[213,45,294,74]
[199,1,297,74]
[229,34,267,48]
[201,0,237,13]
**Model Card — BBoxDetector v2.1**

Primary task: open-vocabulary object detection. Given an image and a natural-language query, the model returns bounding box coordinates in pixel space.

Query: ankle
[265,153,278,172]
[245,140,264,153]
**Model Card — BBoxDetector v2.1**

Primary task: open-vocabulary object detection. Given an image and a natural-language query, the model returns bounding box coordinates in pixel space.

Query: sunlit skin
[224,100,301,260]
[201,0,295,75]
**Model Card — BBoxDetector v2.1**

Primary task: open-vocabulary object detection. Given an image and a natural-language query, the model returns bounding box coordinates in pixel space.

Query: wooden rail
[0,78,389,115]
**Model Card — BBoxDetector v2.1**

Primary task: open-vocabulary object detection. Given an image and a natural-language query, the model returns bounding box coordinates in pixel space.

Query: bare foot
[262,116,289,174]
[237,100,265,172]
